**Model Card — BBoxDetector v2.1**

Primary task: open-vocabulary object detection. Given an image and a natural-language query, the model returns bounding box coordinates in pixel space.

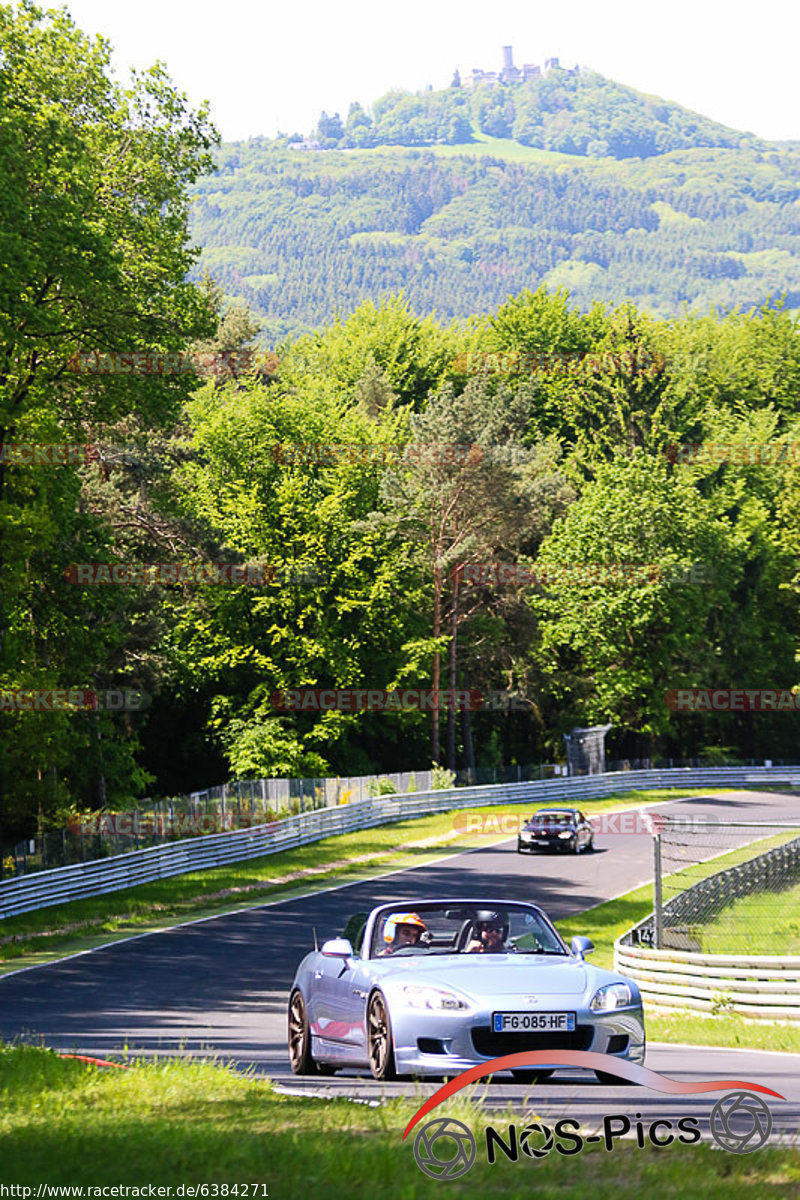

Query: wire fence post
[653,832,663,950]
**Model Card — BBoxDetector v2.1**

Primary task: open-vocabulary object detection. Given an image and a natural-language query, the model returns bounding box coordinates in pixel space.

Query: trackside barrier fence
[1,766,797,920]
[616,818,800,1019]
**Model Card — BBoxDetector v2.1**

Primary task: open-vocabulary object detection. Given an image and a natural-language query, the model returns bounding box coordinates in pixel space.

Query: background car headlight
[590,983,632,1011]
[402,985,469,1010]
[558,830,573,839]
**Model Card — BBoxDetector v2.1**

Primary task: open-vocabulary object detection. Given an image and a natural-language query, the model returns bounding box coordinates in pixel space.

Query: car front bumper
[518,834,575,852]
[391,1003,646,1077]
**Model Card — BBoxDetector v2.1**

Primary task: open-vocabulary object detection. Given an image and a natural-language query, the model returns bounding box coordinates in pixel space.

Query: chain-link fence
[5,756,793,879]
[651,818,800,953]
[5,770,433,877]
[6,764,589,878]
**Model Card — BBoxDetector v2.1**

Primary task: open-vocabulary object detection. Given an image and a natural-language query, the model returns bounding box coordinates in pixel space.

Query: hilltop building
[463,46,575,89]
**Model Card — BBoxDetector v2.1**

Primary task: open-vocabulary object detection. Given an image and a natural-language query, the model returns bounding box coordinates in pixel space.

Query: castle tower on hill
[462,46,570,88]
[499,44,521,83]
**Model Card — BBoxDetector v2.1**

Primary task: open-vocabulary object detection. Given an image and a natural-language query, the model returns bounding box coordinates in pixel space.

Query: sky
[58,0,800,143]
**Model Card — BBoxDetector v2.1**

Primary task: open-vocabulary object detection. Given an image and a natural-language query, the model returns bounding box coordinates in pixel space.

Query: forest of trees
[1,6,798,851]
[190,141,800,343]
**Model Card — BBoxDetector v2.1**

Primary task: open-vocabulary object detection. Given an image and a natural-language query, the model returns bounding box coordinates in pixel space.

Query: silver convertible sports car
[288,899,645,1082]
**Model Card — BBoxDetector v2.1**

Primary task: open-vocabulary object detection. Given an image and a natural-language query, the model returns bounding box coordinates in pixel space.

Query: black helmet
[474,908,508,926]
[473,909,509,946]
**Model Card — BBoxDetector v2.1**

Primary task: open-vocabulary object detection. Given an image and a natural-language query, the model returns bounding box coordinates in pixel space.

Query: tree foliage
[2,6,798,845]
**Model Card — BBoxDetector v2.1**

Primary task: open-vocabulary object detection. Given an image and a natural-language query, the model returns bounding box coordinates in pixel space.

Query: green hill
[307,69,752,159]
[188,74,800,342]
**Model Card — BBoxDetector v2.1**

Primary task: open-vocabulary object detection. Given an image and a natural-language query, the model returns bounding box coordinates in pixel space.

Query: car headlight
[402,985,469,1010]
[558,830,574,839]
[590,983,632,1011]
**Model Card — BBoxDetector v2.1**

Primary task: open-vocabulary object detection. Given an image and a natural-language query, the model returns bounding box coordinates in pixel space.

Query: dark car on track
[517,807,594,855]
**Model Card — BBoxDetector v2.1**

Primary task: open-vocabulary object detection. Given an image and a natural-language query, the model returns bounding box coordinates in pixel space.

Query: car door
[312,954,366,1047]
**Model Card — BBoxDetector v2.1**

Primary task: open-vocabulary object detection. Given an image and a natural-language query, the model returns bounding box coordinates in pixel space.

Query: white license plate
[493,1011,576,1032]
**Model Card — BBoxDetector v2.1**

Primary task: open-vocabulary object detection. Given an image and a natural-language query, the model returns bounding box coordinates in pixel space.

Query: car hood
[376,955,588,996]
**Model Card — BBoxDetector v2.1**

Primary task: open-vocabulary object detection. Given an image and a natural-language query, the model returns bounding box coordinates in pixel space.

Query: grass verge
[1,1044,797,1194]
[693,877,800,956]
[645,1011,800,1055]
[0,788,731,969]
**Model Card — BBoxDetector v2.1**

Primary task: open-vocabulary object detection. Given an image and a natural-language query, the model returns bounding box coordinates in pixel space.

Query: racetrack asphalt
[2,789,799,1141]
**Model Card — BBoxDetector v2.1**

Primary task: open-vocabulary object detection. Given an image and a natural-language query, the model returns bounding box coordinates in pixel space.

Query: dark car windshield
[368,902,567,959]
[528,812,575,827]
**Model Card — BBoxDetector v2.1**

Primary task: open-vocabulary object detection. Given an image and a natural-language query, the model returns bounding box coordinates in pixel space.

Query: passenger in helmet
[379,911,428,955]
[465,909,510,953]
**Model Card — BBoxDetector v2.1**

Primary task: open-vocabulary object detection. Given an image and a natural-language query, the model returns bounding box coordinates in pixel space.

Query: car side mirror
[321,938,354,959]
[570,936,595,960]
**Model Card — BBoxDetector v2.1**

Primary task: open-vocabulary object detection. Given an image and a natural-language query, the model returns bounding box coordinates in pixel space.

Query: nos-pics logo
[413,1118,476,1180]
[413,1093,772,1179]
[404,1052,782,1178]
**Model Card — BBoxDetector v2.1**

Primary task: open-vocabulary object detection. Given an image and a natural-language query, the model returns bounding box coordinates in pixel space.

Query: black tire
[367,991,397,1081]
[288,989,315,1075]
[511,1069,554,1084]
[595,1069,629,1085]
[586,837,595,852]
[570,837,579,854]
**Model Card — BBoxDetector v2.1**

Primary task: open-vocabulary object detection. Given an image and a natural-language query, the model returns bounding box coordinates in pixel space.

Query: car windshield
[529,812,574,826]
[369,902,567,959]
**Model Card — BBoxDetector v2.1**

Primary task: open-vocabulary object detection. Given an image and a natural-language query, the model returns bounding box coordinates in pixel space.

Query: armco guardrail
[0,766,797,920]
[614,944,800,1020]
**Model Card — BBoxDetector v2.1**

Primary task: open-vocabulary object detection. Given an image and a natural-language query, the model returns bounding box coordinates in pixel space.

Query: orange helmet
[383,911,427,944]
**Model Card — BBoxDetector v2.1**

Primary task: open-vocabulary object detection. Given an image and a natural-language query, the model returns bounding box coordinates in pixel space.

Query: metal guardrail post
[653,832,663,950]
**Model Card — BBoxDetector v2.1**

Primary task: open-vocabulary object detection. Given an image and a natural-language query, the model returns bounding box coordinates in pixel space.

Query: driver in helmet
[466,909,510,953]
[379,911,428,955]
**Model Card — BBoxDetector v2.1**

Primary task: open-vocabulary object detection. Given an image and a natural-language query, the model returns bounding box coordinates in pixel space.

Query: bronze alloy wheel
[288,989,314,1074]
[367,991,397,1081]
